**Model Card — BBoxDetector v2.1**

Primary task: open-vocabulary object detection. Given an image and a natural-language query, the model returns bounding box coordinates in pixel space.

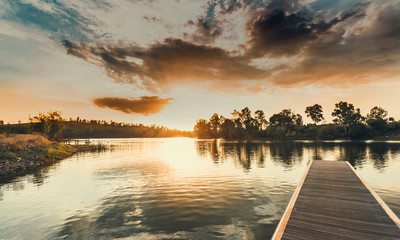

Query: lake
[1,138,400,239]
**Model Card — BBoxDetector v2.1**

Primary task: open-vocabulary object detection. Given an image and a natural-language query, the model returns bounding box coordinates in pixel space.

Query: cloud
[186,17,223,44]
[245,7,365,58]
[59,0,400,91]
[62,38,270,92]
[267,1,400,87]
[92,96,173,115]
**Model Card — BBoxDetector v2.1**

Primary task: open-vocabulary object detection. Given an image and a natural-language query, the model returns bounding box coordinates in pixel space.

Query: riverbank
[0,134,105,177]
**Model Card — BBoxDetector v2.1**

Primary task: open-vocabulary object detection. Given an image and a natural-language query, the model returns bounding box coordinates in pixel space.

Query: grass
[41,142,77,161]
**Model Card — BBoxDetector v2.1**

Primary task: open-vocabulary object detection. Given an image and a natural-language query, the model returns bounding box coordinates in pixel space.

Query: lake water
[1,138,400,239]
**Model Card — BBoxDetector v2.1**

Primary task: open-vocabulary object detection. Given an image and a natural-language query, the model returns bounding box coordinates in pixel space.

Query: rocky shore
[0,134,94,178]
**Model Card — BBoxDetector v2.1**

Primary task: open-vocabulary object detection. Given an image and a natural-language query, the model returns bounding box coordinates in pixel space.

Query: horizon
[1,0,400,131]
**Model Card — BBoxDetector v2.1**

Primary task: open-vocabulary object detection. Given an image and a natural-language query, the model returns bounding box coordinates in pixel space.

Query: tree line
[0,111,193,139]
[194,101,400,140]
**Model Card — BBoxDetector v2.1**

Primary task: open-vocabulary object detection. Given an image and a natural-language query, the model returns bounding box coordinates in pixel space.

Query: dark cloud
[268,2,400,87]
[92,96,173,115]
[246,7,365,58]
[62,38,270,92]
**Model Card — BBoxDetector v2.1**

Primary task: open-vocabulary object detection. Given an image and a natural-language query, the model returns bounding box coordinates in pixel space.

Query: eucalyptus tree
[305,104,324,125]
[331,101,363,133]
[255,110,268,130]
[269,109,302,127]
[367,106,388,121]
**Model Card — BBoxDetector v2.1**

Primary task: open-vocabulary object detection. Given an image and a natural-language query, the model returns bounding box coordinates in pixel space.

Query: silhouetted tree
[29,111,65,138]
[305,104,324,125]
[220,118,236,139]
[194,119,211,138]
[235,107,254,129]
[269,109,300,127]
[366,106,389,134]
[231,109,242,129]
[209,113,220,138]
[367,106,388,121]
[294,114,303,126]
[332,101,363,133]
[254,110,268,130]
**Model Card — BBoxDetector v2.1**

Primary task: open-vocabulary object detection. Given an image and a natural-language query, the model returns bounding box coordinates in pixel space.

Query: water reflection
[195,140,400,171]
[269,142,303,168]
[196,140,268,170]
[0,139,399,240]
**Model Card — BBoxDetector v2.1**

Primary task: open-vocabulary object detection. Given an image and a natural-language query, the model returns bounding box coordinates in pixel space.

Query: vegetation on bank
[0,111,193,139]
[0,134,107,177]
[193,102,400,140]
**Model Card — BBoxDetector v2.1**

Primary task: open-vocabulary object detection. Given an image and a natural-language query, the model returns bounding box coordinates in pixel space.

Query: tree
[240,107,253,129]
[209,113,220,138]
[269,109,297,127]
[231,107,255,129]
[254,110,268,130]
[29,111,65,138]
[220,118,236,139]
[194,119,211,138]
[231,109,242,129]
[305,104,324,125]
[366,106,389,133]
[367,106,388,121]
[294,114,303,126]
[331,101,363,133]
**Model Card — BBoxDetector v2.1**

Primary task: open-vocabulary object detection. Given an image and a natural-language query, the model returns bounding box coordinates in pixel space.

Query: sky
[0,0,399,130]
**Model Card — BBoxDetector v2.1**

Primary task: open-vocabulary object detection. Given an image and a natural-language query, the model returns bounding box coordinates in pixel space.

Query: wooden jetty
[272,160,400,240]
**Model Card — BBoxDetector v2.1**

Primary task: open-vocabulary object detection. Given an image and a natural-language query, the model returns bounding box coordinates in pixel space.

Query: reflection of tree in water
[367,142,400,170]
[195,140,400,171]
[256,145,266,168]
[269,142,304,168]
[221,142,269,171]
[369,143,389,170]
[388,143,400,156]
[195,141,267,171]
[338,142,367,167]
[303,142,327,160]
[195,140,220,164]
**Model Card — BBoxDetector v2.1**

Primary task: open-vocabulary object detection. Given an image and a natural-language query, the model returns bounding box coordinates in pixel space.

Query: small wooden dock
[272,160,400,240]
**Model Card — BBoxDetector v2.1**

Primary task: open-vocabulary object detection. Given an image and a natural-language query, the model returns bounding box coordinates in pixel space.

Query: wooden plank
[272,160,400,240]
[271,160,313,240]
[346,161,400,229]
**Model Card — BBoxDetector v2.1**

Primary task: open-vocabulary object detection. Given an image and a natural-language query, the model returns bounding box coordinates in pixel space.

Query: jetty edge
[272,160,400,240]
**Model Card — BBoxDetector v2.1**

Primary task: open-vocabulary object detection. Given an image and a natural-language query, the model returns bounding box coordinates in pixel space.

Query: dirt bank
[0,134,76,177]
